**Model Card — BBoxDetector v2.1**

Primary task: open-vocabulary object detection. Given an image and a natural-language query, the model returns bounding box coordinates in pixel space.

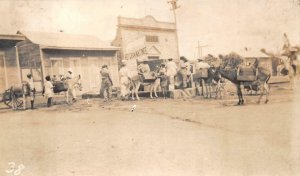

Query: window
[148,56,159,60]
[146,35,159,43]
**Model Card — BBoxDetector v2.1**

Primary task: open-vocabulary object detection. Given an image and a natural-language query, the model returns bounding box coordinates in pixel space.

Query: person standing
[159,63,168,99]
[179,56,189,88]
[166,58,177,90]
[119,61,132,100]
[195,58,210,96]
[26,73,36,109]
[43,75,54,107]
[66,68,77,102]
[100,65,113,102]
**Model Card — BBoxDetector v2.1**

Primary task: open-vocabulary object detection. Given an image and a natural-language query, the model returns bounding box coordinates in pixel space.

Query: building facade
[0,31,120,94]
[112,15,179,74]
[0,34,25,93]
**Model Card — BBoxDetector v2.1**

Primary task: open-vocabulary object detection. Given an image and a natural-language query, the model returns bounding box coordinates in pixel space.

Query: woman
[43,75,54,107]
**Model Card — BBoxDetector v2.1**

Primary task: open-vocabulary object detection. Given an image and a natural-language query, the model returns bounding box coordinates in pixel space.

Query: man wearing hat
[100,65,113,102]
[26,73,36,109]
[195,58,210,96]
[166,58,177,90]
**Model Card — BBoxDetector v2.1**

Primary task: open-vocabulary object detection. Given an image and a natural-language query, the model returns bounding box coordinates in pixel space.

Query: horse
[52,74,82,104]
[129,71,161,100]
[195,67,222,98]
[217,53,271,105]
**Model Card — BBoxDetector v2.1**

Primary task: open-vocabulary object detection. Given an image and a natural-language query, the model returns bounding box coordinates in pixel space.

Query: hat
[168,58,173,61]
[180,56,188,62]
[197,58,204,62]
[68,68,73,73]
[27,73,32,77]
[102,65,108,68]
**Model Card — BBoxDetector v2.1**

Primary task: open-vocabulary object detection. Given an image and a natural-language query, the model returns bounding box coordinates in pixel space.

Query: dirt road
[0,85,299,176]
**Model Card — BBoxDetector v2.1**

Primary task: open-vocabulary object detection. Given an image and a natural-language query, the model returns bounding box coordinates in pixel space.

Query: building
[0,34,25,93]
[240,50,274,75]
[1,31,120,94]
[112,15,179,75]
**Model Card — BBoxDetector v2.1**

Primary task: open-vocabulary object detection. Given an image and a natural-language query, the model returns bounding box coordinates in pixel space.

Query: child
[159,63,168,99]
[43,75,54,107]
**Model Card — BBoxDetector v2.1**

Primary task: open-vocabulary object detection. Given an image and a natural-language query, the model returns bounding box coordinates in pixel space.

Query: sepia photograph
[0,0,300,175]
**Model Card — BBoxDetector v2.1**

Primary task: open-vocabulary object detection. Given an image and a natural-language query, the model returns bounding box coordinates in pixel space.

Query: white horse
[53,75,82,104]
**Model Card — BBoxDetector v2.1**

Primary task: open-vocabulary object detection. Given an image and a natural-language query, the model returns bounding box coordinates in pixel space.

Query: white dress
[44,81,54,98]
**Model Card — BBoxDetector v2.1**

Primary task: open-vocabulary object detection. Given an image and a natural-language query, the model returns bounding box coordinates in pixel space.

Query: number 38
[5,162,25,176]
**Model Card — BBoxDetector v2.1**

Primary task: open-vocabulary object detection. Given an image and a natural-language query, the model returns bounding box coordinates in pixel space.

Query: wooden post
[15,46,22,84]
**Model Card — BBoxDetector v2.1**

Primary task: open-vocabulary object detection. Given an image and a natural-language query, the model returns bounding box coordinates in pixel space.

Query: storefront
[112,15,179,74]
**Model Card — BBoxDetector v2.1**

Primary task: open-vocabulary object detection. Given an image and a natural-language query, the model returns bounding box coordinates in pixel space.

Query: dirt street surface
[1,82,300,176]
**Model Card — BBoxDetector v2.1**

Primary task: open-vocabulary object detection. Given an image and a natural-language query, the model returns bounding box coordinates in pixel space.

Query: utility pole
[168,0,180,59]
[196,41,208,59]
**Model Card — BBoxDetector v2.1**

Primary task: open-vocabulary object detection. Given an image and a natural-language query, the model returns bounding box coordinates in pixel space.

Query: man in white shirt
[166,58,177,90]
[66,68,77,102]
[27,73,36,109]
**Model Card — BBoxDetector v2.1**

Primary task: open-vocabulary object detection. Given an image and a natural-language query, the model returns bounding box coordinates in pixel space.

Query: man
[179,56,190,88]
[26,73,36,109]
[289,49,298,75]
[100,65,113,102]
[66,68,77,102]
[119,61,132,100]
[195,58,210,96]
[166,58,177,90]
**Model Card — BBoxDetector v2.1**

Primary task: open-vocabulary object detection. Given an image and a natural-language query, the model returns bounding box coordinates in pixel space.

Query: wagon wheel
[3,89,13,108]
[3,89,24,109]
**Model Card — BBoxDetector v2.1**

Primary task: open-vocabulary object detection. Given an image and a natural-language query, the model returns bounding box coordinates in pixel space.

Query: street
[0,82,300,176]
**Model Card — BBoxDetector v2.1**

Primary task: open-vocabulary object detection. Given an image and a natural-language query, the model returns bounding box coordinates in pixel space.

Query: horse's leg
[150,83,153,99]
[203,81,208,98]
[154,80,159,98]
[264,83,270,104]
[135,82,140,101]
[131,83,135,100]
[257,83,264,104]
[236,84,242,105]
[209,84,212,98]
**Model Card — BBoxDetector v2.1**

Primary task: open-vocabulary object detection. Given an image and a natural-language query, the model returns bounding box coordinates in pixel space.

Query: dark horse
[217,53,271,105]
[196,67,222,98]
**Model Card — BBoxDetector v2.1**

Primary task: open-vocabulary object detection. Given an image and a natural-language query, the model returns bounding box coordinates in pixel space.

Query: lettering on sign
[125,47,147,60]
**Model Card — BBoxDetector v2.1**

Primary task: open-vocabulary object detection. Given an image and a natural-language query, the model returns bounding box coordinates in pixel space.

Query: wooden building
[0,34,25,93]
[112,16,179,75]
[16,31,120,93]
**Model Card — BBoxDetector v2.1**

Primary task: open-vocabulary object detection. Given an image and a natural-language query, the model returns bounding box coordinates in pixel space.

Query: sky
[0,0,299,59]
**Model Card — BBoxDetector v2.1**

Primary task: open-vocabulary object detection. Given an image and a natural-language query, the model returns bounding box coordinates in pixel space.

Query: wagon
[1,84,29,109]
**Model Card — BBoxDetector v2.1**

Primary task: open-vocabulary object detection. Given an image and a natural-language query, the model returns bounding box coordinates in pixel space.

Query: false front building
[112,15,179,75]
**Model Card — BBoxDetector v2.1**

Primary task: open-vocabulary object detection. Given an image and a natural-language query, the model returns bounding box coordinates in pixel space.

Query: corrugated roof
[17,31,119,51]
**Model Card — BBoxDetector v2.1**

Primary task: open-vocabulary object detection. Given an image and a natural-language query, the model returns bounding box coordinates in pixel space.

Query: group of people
[25,68,78,110]
[99,56,214,102]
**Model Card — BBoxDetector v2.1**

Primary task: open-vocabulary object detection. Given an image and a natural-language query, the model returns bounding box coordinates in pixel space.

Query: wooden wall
[4,47,21,87]
[17,40,43,91]
[42,49,119,93]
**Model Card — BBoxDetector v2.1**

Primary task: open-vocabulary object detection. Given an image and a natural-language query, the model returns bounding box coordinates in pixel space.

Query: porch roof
[18,31,120,51]
[0,34,25,48]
